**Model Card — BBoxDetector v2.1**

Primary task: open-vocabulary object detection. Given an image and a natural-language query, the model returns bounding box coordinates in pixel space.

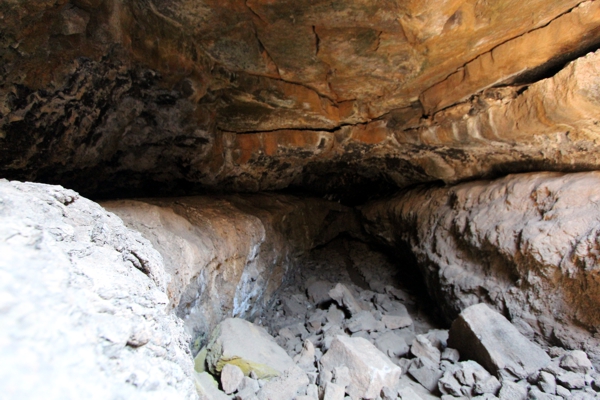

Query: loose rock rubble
[192,239,600,399]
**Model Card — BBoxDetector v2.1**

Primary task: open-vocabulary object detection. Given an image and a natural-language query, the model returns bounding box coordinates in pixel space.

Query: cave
[2,1,600,399]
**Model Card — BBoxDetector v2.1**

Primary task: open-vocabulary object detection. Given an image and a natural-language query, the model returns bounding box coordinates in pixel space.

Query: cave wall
[361,171,600,365]
[102,194,360,347]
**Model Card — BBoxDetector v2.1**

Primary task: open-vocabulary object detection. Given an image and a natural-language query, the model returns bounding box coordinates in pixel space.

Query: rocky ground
[194,239,600,400]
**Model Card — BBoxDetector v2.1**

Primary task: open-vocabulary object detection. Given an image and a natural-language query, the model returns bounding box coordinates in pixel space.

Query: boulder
[206,318,299,379]
[320,336,402,399]
[448,303,550,379]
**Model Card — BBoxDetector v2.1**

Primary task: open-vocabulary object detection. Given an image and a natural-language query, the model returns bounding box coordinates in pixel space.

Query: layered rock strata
[362,171,600,366]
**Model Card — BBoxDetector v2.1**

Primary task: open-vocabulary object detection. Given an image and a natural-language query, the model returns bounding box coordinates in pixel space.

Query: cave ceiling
[2,0,600,201]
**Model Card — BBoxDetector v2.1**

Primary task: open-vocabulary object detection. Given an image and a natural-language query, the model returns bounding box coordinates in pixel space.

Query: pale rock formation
[0,180,197,399]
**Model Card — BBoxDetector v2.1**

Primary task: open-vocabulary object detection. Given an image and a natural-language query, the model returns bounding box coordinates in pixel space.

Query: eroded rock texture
[102,193,359,347]
[2,0,600,199]
[0,180,197,399]
[362,171,600,366]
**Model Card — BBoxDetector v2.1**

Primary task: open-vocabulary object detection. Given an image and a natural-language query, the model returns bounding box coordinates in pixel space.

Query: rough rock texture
[0,180,197,399]
[362,171,600,366]
[102,194,358,346]
[3,1,600,200]
[448,303,551,379]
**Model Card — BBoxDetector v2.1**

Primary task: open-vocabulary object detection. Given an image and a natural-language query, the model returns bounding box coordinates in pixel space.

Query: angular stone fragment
[556,371,586,389]
[528,388,562,400]
[346,310,378,333]
[382,315,413,330]
[294,340,316,371]
[375,331,409,358]
[538,371,557,394]
[497,380,527,400]
[408,358,443,392]
[320,336,401,399]
[397,386,425,400]
[329,284,364,316]
[221,363,245,394]
[438,371,462,396]
[448,304,550,379]
[560,351,594,374]
[206,318,299,379]
[411,335,441,366]
[441,348,460,363]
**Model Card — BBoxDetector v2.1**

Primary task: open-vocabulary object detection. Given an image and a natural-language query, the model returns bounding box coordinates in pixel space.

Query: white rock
[320,336,402,399]
[560,351,594,374]
[195,372,230,400]
[323,382,345,400]
[221,364,245,394]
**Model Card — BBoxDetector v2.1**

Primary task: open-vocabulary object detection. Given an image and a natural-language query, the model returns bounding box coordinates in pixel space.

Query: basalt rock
[362,171,600,367]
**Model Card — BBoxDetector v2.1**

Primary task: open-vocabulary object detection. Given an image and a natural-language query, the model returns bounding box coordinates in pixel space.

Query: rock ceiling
[1,0,600,200]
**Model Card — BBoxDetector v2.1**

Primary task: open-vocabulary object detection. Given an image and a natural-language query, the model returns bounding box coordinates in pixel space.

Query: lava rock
[329,284,364,316]
[448,303,550,379]
[319,335,402,399]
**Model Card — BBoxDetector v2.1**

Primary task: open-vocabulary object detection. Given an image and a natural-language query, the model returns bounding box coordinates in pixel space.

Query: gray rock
[320,335,402,399]
[560,351,594,374]
[397,386,425,400]
[375,331,410,358]
[442,348,460,363]
[221,363,245,394]
[408,358,443,392]
[556,371,586,389]
[438,371,463,396]
[323,382,346,400]
[528,388,562,400]
[329,284,364,316]
[448,304,550,379]
[326,305,346,325]
[346,310,379,333]
[307,281,333,305]
[382,315,414,330]
[497,381,527,400]
[455,361,492,387]
[538,371,556,394]
[411,335,441,366]
[381,386,398,400]
[256,368,309,400]
[555,385,572,398]
[474,375,501,395]
[206,318,300,379]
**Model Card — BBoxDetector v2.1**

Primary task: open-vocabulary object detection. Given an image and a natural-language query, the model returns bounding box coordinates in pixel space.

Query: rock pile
[193,240,600,399]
